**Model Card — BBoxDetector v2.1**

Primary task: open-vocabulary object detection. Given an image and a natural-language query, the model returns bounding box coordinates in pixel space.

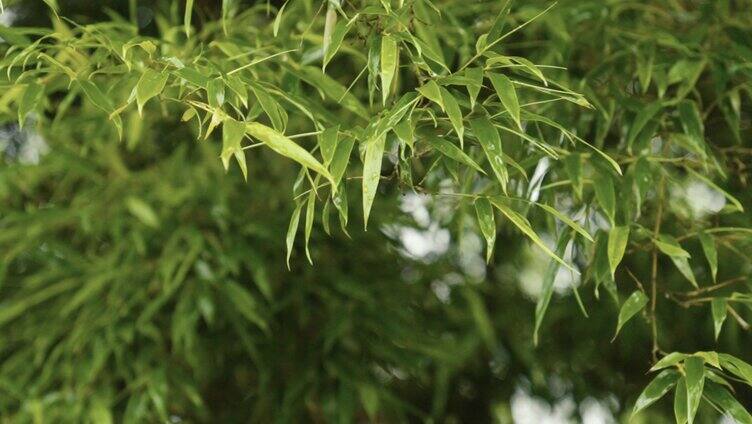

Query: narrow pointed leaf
[536,203,593,242]
[703,383,752,424]
[380,34,398,105]
[286,202,304,269]
[426,135,485,174]
[439,87,464,146]
[488,73,521,130]
[490,199,575,273]
[534,232,571,345]
[136,69,169,114]
[362,134,386,229]
[607,226,629,278]
[246,122,334,187]
[711,298,727,341]
[698,231,717,282]
[684,356,704,424]
[613,290,648,340]
[674,377,688,424]
[470,116,508,193]
[631,369,679,418]
[474,198,496,263]
[304,191,315,265]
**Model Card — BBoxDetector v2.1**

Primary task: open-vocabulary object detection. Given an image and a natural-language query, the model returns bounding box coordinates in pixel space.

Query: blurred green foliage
[0,0,751,422]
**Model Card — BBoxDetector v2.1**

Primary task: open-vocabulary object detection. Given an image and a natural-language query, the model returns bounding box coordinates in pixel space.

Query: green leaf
[474,198,496,263]
[678,100,705,156]
[207,78,225,108]
[304,191,315,265]
[534,231,571,345]
[488,73,521,130]
[490,199,575,273]
[674,377,688,424]
[593,174,616,225]
[711,299,727,341]
[18,82,43,126]
[684,356,704,424]
[563,153,582,198]
[426,135,485,174]
[362,133,386,229]
[670,256,698,288]
[462,288,496,349]
[651,352,689,371]
[125,197,160,228]
[698,231,718,282]
[466,67,483,109]
[249,83,284,131]
[245,122,334,187]
[323,18,350,70]
[718,354,752,387]
[380,34,398,105]
[626,102,662,151]
[318,126,339,166]
[632,369,679,418]
[273,0,287,37]
[136,69,169,115]
[439,87,464,147]
[684,167,744,213]
[223,281,267,331]
[607,226,629,278]
[417,80,444,111]
[330,136,355,187]
[536,203,593,242]
[221,118,248,181]
[703,383,752,424]
[613,290,648,340]
[654,235,691,259]
[286,202,304,269]
[184,0,194,37]
[470,116,508,193]
[485,0,513,43]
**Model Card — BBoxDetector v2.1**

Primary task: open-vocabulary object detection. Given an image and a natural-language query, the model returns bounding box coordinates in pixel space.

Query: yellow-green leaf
[607,226,629,278]
[136,69,169,114]
[488,73,521,130]
[380,34,398,105]
[470,116,508,193]
[362,133,386,229]
[474,198,496,263]
[490,199,575,273]
[439,86,464,147]
[246,122,334,187]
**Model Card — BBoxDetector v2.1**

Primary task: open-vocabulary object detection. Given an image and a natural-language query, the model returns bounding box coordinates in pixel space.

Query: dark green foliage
[0,0,751,422]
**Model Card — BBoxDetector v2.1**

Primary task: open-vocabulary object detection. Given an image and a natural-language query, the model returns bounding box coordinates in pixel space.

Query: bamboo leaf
[613,290,648,340]
[703,382,752,424]
[534,231,571,345]
[711,298,727,341]
[286,202,304,269]
[136,69,169,115]
[490,199,575,273]
[439,87,464,147]
[593,174,616,225]
[474,198,496,263]
[684,356,704,424]
[362,133,386,229]
[246,122,334,187]
[698,231,718,282]
[488,73,521,130]
[631,369,679,418]
[380,34,398,105]
[470,116,508,193]
[426,135,485,174]
[607,226,629,278]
